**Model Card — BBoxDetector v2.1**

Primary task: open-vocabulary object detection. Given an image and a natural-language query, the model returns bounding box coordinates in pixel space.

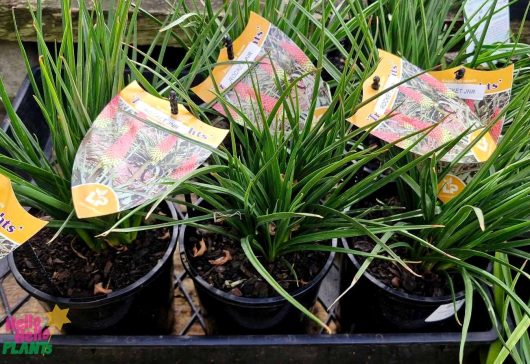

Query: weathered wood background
[0,0,205,45]
[0,1,527,45]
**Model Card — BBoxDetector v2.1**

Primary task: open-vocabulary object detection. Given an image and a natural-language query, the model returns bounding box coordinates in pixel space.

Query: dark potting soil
[324,39,351,80]
[352,238,457,297]
[13,228,170,298]
[187,228,328,299]
[351,187,461,298]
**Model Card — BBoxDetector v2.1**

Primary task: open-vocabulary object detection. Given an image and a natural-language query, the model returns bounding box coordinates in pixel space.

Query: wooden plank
[0,0,219,45]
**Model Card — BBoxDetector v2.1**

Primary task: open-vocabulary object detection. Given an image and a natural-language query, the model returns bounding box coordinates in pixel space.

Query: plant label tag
[430,65,514,142]
[437,174,467,203]
[431,65,513,202]
[425,299,465,323]
[349,49,489,164]
[470,129,496,162]
[219,43,262,90]
[192,12,331,132]
[0,174,48,260]
[464,0,510,60]
[442,83,486,100]
[71,81,228,219]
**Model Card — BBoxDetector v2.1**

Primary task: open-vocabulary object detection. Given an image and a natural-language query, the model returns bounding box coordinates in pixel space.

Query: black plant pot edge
[7,201,178,309]
[341,238,466,304]
[178,223,337,306]
[0,71,30,131]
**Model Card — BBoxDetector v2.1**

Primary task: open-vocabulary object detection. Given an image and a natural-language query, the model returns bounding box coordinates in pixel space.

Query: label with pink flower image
[192,12,331,133]
[428,65,514,202]
[71,81,228,219]
[219,43,264,90]
[349,49,495,165]
[429,64,514,143]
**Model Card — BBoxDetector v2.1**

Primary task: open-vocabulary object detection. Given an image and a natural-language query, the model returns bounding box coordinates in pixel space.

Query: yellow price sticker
[437,174,466,203]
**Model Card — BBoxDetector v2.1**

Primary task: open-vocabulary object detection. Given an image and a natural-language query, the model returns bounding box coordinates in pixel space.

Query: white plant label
[464,0,510,59]
[219,43,263,90]
[443,83,487,100]
[425,299,465,323]
[374,71,401,116]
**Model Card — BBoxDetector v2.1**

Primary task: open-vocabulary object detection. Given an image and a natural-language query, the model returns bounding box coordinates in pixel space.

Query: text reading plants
[192,12,331,132]
[0,175,47,260]
[71,82,228,218]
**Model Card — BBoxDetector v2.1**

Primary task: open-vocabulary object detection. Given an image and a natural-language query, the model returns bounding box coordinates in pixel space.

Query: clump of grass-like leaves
[0,0,165,250]
[125,1,448,332]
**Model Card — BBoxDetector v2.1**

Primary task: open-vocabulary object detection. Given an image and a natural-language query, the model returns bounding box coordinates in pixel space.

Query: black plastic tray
[0,70,497,364]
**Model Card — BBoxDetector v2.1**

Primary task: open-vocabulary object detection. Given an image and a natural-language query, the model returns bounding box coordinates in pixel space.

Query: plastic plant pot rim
[179,223,337,306]
[7,201,179,309]
[341,237,466,304]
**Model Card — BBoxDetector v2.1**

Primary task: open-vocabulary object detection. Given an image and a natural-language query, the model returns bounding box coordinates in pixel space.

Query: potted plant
[1,0,180,334]
[333,1,530,360]
[123,12,456,335]
[339,78,530,361]
[172,95,440,334]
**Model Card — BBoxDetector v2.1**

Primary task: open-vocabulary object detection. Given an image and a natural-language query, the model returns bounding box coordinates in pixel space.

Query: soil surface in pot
[352,238,461,297]
[13,227,170,298]
[187,228,328,298]
[352,188,462,298]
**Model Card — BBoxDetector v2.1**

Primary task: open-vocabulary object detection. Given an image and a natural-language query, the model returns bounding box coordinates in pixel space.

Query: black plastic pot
[179,224,336,334]
[338,238,492,333]
[511,0,529,20]
[8,202,178,335]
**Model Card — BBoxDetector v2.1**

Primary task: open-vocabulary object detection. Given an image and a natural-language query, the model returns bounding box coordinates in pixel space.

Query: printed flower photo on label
[192,12,331,133]
[71,82,228,218]
[350,50,494,165]
[0,238,18,261]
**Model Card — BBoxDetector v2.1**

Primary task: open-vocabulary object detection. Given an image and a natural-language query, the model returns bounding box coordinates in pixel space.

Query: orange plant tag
[430,65,513,202]
[437,174,467,204]
[0,174,48,259]
[71,81,228,218]
[192,12,331,132]
[349,49,487,164]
